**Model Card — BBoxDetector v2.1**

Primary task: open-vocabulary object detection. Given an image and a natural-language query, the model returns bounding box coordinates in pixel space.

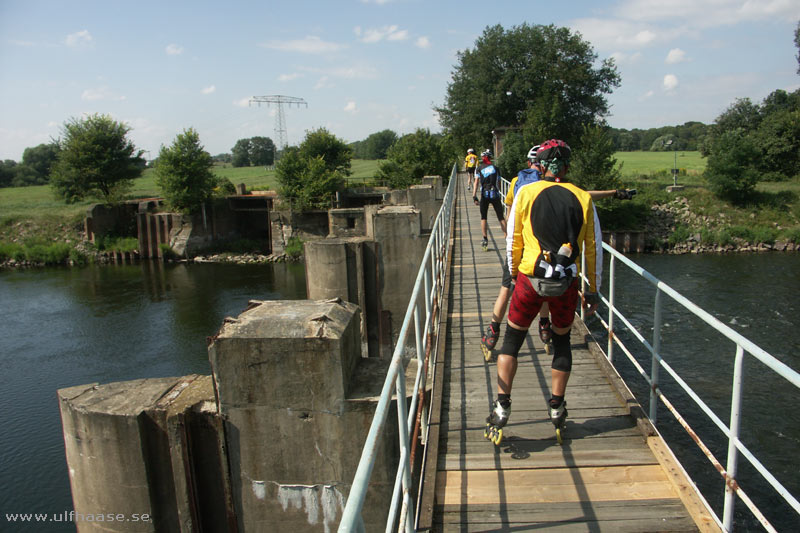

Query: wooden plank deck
[423,173,718,532]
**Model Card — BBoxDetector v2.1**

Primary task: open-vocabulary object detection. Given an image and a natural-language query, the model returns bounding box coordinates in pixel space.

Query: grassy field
[614,150,706,178]
[1,159,384,220]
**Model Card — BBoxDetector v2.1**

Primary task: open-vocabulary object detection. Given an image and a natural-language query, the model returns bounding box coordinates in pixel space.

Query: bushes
[0,239,73,264]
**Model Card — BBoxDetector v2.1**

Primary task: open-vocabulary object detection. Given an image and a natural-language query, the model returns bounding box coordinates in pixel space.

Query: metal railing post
[607,255,616,363]
[649,288,663,424]
[723,345,745,531]
[394,370,414,533]
[580,252,586,321]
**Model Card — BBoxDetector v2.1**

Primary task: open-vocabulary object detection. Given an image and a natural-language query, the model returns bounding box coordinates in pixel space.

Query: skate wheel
[494,428,503,445]
[544,342,552,355]
[555,427,563,445]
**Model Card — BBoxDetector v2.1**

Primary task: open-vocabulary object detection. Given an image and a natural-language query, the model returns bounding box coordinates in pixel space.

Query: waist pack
[530,276,571,297]
[482,189,499,200]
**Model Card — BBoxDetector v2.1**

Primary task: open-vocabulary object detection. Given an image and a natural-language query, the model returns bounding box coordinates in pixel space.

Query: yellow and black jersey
[506,180,603,293]
[465,153,478,168]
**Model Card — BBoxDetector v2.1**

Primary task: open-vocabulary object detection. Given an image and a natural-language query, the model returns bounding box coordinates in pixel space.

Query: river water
[0,262,306,531]
[0,255,798,531]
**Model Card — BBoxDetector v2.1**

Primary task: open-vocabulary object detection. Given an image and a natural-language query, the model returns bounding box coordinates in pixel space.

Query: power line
[249,95,308,151]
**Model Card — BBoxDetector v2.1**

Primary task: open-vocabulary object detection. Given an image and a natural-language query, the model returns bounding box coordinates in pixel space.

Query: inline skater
[464,148,478,192]
[472,149,506,251]
[485,139,603,446]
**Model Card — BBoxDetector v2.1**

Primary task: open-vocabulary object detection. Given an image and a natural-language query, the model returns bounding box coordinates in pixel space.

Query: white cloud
[616,0,800,27]
[355,25,409,43]
[65,30,92,47]
[639,90,655,101]
[360,0,393,4]
[610,51,643,65]
[571,18,666,51]
[233,98,251,108]
[344,101,357,113]
[665,48,687,64]
[314,76,334,90]
[165,43,184,56]
[201,85,216,95]
[81,86,126,101]
[278,73,302,82]
[663,74,679,92]
[415,37,431,49]
[261,36,346,54]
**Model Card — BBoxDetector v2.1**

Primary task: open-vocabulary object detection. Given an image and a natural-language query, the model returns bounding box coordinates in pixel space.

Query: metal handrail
[338,164,458,532]
[503,174,798,530]
[592,245,800,532]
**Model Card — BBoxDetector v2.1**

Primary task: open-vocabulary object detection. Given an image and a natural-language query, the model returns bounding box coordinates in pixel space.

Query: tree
[22,143,60,184]
[569,125,622,192]
[231,138,251,167]
[496,131,529,180]
[50,114,144,204]
[795,20,800,75]
[363,129,398,159]
[704,129,759,205]
[436,23,620,151]
[275,129,350,211]
[298,128,353,175]
[375,129,451,189]
[155,128,217,213]
[250,136,276,166]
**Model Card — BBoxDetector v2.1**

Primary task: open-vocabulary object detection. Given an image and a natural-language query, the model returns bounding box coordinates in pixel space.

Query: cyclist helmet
[481,149,492,158]
[526,144,541,162]
[467,148,475,154]
[536,139,571,162]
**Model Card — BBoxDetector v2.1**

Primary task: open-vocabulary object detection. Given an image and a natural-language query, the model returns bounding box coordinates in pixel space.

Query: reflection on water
[0,262,306,532]
[586,253,800,532]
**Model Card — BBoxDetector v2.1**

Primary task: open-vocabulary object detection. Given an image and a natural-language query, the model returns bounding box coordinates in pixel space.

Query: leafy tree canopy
[298,128,353,176]
[250,136,276,166]
[155,128,217,213]
[705,129,760,204]
[375,129,452,189]
[352,129,398,159]
[231,138,252,167]
[436,23,620,151]
[569,124,622,192]
[22,143,60,183]
[50,114,144,204]
[275,129,350,211]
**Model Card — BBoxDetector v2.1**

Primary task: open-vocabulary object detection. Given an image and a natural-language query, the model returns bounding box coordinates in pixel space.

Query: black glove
[583,292,600,315]
[614,189,636,200]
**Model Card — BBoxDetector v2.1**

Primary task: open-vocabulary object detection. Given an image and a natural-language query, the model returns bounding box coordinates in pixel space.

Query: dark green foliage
[496,131,528,181]
[298,128,352,175]
[436,23,620,150]
[50,114,144,204]
[669,225,691,245]
[351,129,398,159]
[155,128,217,213]
[21,143,60,184]
[609,122,710,152]
[285,236,304,258]
[231,138,251,167]
[250,136,277,166]
[275,128,351,211]
[569,124,622,192]
[704,130,760,204]
[375,129,452,189]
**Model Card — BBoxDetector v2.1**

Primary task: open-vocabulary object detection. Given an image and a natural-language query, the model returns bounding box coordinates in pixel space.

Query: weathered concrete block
[58,375,224,532]
[208,299,398,531]
[328,208,366,237]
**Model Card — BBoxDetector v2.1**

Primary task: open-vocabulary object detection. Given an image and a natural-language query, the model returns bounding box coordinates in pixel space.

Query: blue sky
[1,0,798,161]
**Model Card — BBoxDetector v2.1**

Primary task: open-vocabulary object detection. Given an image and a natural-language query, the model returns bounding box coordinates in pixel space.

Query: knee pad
[551,331,572,372]
[499,325,527,358]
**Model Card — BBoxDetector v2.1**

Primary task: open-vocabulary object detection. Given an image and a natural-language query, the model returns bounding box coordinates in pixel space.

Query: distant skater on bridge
[472,149,506,251]
[484,140,603,446]
[464,148,478,192]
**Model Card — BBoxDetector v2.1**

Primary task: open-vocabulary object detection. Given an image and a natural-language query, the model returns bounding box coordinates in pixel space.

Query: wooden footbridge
[415,173,718,531]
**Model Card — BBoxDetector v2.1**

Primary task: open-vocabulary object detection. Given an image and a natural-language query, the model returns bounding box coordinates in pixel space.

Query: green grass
[0,159,385,219]
[614,151,706,178]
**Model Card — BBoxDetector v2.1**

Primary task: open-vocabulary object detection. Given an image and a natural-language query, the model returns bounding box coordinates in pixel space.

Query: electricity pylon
[249,95,307,151]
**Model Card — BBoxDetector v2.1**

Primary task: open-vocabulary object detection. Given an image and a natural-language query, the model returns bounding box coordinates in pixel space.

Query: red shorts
[507,275,579,330]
